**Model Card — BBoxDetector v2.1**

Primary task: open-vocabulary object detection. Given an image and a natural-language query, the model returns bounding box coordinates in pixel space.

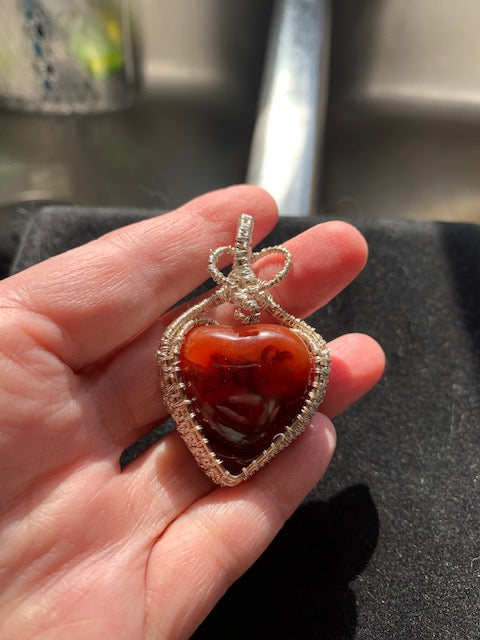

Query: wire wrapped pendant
[157,214,330,486]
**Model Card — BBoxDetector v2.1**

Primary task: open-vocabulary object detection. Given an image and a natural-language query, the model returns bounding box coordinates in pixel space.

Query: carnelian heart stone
[179,323,312,474]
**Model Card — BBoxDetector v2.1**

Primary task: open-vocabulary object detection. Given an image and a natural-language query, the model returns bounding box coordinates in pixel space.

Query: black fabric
[10,207,480,639]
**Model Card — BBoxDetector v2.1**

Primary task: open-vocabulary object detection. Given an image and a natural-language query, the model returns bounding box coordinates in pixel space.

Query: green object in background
[68,5,124,78]
[0,48,16,73]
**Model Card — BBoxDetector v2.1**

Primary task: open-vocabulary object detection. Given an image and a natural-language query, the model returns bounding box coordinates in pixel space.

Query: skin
[0,186,385,640]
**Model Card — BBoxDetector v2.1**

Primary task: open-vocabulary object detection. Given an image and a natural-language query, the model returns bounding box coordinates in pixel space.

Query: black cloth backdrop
[10,207,480,639]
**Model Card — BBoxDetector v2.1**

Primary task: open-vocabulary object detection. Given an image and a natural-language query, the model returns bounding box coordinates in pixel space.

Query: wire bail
[207,214,291,322]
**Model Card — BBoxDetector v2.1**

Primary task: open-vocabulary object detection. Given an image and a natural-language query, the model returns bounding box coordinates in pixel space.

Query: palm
[0,187,384,640]
[1,331,146,638]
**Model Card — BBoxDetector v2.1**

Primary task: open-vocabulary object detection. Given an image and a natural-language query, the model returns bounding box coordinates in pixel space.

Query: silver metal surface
[247,0,331,216]
[324,0,480,222]
[2,0,480,229]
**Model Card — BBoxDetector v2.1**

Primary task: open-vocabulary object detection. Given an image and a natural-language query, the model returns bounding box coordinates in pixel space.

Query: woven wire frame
[157,291,330,487]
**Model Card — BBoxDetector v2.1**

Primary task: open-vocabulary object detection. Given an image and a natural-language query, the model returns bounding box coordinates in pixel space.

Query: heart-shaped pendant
[179,323,313,475]
[158,214,330,486]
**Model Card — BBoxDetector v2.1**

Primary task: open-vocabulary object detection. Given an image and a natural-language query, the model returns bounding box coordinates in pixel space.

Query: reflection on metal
[325,0,480,222]
[247,0,331,216]
[332,0,480,117]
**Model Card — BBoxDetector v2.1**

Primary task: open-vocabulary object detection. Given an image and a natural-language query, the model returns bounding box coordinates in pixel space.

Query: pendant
[157,214,330,486]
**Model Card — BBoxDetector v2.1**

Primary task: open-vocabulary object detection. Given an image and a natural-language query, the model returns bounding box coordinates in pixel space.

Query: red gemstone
[179,323,312,474]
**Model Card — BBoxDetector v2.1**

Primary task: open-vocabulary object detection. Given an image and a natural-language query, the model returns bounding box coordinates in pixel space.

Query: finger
[2,186,278,370]
[86,224,369,445]
[320,333,386,418]
[253,220,368,317]
[143,413,336,640]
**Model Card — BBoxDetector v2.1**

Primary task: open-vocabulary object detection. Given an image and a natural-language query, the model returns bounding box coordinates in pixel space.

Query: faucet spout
[247,0,331,216]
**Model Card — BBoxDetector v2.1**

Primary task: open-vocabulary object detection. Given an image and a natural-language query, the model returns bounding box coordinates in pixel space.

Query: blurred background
[2,0,480,271]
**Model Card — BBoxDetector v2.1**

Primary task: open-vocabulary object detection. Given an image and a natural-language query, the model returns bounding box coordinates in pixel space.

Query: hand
[0,186,385,640]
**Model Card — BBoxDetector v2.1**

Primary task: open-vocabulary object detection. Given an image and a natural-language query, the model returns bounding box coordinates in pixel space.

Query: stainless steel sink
[1,0,480,226]
[324,0,480,223]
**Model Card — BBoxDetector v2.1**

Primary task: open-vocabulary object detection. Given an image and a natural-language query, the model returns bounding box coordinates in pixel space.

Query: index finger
[1,186,278,370]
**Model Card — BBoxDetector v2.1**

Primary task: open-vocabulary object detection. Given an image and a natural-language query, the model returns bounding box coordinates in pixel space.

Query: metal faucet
[247,0,331,216]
